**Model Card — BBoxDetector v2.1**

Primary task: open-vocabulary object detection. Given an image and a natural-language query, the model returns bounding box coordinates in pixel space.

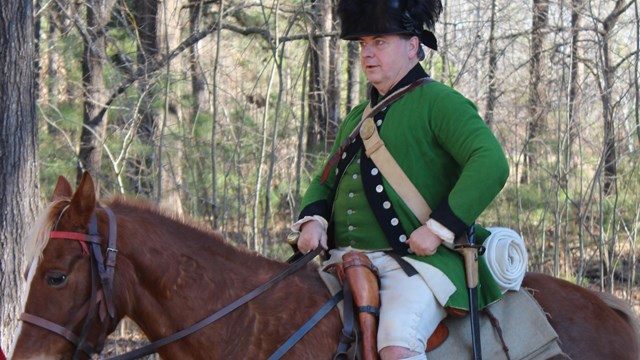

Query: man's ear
[408,36,421,58]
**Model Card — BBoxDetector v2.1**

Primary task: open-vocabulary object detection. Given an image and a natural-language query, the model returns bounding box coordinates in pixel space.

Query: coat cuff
[426,218,455,245]
[298,200,331,220]
[430,200,468,238]
[291,215,328,233]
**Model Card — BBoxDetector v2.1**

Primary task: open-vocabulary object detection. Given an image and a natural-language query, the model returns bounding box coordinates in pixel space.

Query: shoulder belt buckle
[360,118,376,140]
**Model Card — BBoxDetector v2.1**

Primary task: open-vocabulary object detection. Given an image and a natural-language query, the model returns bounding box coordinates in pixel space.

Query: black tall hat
[338,0,443,50]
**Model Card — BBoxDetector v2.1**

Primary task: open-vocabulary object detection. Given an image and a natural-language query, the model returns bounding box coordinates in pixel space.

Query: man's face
[358,34,418,95]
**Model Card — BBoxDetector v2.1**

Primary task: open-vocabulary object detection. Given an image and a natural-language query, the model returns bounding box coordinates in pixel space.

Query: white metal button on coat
[376,185,383,193]
[391,218,399,226]
[383,201,391,209]
[371,168,379,176]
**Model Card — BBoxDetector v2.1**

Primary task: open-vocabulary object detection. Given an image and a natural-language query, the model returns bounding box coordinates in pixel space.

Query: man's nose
[360,45,373,57]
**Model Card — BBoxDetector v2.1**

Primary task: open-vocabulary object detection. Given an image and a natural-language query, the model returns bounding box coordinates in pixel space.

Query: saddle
[327,252,450,360]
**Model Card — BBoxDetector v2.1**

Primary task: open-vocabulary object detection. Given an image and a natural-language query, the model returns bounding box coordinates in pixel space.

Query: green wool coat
[300,79,509,310]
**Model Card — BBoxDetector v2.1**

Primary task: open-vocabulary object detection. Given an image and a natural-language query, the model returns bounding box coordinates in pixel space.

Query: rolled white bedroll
[484,227,528,293]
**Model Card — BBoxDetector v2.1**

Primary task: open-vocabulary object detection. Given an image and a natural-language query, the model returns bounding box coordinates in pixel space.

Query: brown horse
[9,173,640,359]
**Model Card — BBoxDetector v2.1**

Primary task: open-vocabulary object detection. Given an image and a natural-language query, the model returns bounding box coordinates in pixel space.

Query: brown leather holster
[342,252,380,360]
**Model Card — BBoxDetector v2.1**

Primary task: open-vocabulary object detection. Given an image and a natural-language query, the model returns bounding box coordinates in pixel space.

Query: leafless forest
[1,0,639,353]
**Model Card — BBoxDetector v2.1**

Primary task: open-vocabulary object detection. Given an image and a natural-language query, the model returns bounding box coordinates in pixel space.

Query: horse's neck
[113,211,280,337]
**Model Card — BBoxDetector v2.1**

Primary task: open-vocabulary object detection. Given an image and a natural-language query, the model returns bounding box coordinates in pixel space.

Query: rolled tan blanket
[485,227,528,293]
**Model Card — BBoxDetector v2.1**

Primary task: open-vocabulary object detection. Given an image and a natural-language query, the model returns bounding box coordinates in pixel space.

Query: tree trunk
[211,0,225,229]
[34,0,42,104]
[130,0,159,196]
[484,0,498,128]
[326,4,341,148]
[189,2,209,118]
[0,0,40,350]
[570,0,585,282]
[635,0,640,146]
[156,0,185,216]
[46,2,64,108]
[600,33,617,196]
[77,0,114,193]
[521,0,549,184]
[440,0,449,82]
[600,21,618,196]
[345,41,360,113]
[129,0,185,216]
[597,0,633,289]
[568,0,582,149]
[598,0,634,195]
[77,0,116,191]
[306,0,330,154]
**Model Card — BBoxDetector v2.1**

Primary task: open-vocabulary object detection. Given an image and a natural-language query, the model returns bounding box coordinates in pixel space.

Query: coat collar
[369,64,429,106]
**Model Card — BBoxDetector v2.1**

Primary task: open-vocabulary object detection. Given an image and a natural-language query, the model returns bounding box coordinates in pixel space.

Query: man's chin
[364,74,381,85]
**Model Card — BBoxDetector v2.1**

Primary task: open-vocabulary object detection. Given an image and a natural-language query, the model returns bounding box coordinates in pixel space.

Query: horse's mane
[105,196,217,236]
[104,196,229,246]
[24,199,71,275]
[102,197,284,272]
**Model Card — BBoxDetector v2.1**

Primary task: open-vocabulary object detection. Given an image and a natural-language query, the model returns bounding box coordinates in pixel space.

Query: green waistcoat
[300,80,509,310]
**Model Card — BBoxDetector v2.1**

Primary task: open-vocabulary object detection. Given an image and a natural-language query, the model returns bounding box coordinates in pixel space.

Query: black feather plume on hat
[406,0,442,32]
[338,0,442,50]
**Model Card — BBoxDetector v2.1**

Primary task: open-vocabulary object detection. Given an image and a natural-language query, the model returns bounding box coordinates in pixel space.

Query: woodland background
[1,0,639,353]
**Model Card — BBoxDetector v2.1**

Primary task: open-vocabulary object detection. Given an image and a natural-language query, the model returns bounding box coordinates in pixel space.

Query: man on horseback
[290,0,509,358]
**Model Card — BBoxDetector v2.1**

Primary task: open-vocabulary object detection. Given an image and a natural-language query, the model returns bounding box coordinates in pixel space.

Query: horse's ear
[51,176,73,202]
[68,172,97,225]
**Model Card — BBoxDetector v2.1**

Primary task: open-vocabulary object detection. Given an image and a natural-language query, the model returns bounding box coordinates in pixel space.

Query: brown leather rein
[19,205,322,360]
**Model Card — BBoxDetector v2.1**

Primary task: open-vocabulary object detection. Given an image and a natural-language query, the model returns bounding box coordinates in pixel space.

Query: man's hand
[297,220,328,253]
[407,224,443,256]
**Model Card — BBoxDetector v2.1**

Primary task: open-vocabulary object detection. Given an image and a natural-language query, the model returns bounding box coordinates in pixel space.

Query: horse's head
[11,172,120,360]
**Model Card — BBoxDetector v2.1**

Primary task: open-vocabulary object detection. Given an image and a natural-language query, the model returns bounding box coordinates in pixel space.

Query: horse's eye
[45,272,68,287]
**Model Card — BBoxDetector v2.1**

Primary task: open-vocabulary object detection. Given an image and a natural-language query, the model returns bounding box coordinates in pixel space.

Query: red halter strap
[49,231,101,255]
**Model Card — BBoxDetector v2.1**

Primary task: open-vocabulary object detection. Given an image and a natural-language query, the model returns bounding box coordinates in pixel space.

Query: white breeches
[325,249,448,355]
